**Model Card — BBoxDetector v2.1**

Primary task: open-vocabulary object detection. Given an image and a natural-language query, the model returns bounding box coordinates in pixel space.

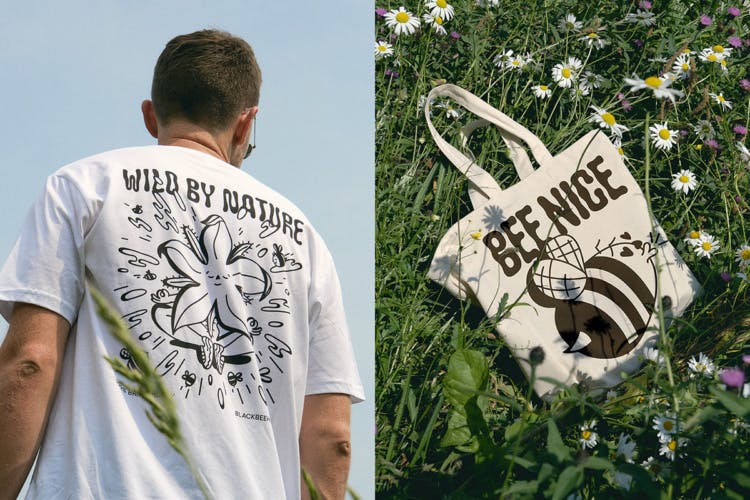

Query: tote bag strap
[459,118,535,181]
[425,84,555,206]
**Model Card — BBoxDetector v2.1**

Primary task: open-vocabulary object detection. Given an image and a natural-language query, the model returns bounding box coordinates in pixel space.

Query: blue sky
[0,1,373,498]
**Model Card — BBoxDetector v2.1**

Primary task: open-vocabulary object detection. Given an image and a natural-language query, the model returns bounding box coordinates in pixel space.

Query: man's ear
[141,100,159,139]
[233,106,258,147]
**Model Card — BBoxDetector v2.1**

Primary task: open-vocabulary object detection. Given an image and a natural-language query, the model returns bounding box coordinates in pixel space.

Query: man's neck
[157,122,235,166]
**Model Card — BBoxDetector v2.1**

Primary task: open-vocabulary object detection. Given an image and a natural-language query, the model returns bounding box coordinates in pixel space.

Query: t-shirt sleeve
[305,236,365,403]
[0,174,91,325]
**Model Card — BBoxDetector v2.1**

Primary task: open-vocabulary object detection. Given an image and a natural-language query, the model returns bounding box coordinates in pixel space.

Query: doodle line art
[526,233,657,359]
[116,184,302,412]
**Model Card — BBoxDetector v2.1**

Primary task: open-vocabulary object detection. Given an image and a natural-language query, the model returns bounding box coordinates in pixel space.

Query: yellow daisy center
[702,241,712,251]
[562,68,571,78]
[708,53,717,61]
[437,0,448,8]
[435,16,444,25]
[582,430,591,440]
[689,231,700,239]
[617,147,624,155]
[683,47,691,53]
[645,76,662,88]
[695,144,702,150]
[659,129,671,140]
[681,63,689,70]
[717,95,725,102]
[679,175,689,183]
[720,59,727,67]
[602,112,616,126]
[512,60,520,66]
[713,44,724,53]
[740,249,750,260]
[668,440,677,451]
[588,32,598,39]
[540,85,548,91]
[663,420,674,431]
[396,11,409,23]
[377,45,387,52]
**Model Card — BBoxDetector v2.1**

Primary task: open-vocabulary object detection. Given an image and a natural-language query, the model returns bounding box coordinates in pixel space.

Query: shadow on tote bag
[425,84,701,398]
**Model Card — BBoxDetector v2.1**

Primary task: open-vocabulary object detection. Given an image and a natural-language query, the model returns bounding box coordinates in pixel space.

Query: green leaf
[709,386,750,418]
[546,419,572,464]
[580,456,613,471]
[440,410,476,450]
[502,479,540,496]
[443,349,489,408]
[551,465,583,500]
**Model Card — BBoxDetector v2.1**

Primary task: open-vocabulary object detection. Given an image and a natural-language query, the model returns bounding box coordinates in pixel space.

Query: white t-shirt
[0,145,364,500]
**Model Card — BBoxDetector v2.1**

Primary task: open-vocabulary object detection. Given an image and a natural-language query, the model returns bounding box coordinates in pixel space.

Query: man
[0,29,363,499]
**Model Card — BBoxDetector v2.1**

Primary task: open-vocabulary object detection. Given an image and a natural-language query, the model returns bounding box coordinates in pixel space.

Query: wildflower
[643,344,665,364]
[625,10,656,26]
[671,169,698,194]
[659,436,686,461]
[720,367,745,388]
[374,40,394,58]
[652,413,680,441]
[699,46,731,64]
[693,119,716,141]
[589,106,629,138]
[552,57,582,88]
[688,352,716,376]
[435,100,463,119]
[694,234,720,259]
[450,31,460,40]
[569,82,591,100]
[532,84,552,99]
[737,142,750,164]
[581,71,604,90]
[672,53,692,77]
[384,7,421,36]
[624,74,683,102]
[741,79,750,92]
[744,354,750,364]
[685,230,705,246]
[422,13,447,35]
[642,456,671,476]
[728,36,743,48]
[699,14,713,26]
[579,419,598,449]
[728,6,741,17]
[384,68,399,78]
[505,53,531,70]
[475,0,500,6]
[616,433,637,462]
[558,13,582,33]
[705,138,721,150]
[426,0,454,21]
[375,7,387,17]
[736,244,750,267]
[721,271,732,282]
[639,0,652,8]
[493,49,514,68]
[649,122,678,151]
[606,389,618,401]
[734,125,748,136]
[611,137,627,160]
[710,92,732,110]
[578,27,609,49]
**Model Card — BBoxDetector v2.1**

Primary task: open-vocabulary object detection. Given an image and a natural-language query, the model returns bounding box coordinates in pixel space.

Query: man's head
[150,29,262,131]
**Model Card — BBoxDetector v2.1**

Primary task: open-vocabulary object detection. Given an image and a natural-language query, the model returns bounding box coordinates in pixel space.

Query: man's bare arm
[0,303,69,499]
[299,393,352,500]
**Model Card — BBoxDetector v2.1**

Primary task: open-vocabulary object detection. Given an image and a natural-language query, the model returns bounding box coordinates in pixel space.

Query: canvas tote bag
[426,84,701,398]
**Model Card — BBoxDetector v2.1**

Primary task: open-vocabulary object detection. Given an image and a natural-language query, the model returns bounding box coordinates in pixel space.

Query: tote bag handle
[425,84,555,207]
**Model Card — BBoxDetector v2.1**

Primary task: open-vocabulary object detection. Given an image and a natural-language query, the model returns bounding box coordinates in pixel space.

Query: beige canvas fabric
[426,84,701,398]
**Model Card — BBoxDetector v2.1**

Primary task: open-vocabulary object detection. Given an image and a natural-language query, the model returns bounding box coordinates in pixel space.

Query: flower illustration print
[158,215,273,371]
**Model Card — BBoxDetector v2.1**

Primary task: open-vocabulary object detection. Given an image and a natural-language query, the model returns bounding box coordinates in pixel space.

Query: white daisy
[624,74,684,102]
[684,230,705,247]
[384,7,421,36]
[642,456,671,477]
[658,436,687,461]
[693,119,716,141]
[616,433,637,462]
[374,40,394,58]
[736,244,750,267]
[694,234,720,259]
[643,344,665,364]
[578,27,609,49]
[625,9,656,26]
[709,92,732,110]
[558,13,582,33]
[422,13,447,35]
[652,413,680,442]
[649,122,678,151]
[580,71,604,90]
[605,389,619,401]
[688,352,716,376]
[493,49,514,69]
[672,53,692,78]
[552,57,582,88]
[505,53,529,70]
[737,142,750,165]
[569,82,590,99]
[671,169,698,194]
[698,46,730,70]
[476,0,500,6]
[532,84,552,99]
[579,419,598,449]
[589,106,629,137]
[435,100,463,119]
[611,137,626,160]
[426,0,455,21]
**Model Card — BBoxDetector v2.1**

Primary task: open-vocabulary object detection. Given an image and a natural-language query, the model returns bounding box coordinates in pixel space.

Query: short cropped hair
[151,29,262,131]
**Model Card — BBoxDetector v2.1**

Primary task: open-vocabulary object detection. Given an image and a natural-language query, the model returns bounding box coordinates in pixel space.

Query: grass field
[375,1,750,497]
